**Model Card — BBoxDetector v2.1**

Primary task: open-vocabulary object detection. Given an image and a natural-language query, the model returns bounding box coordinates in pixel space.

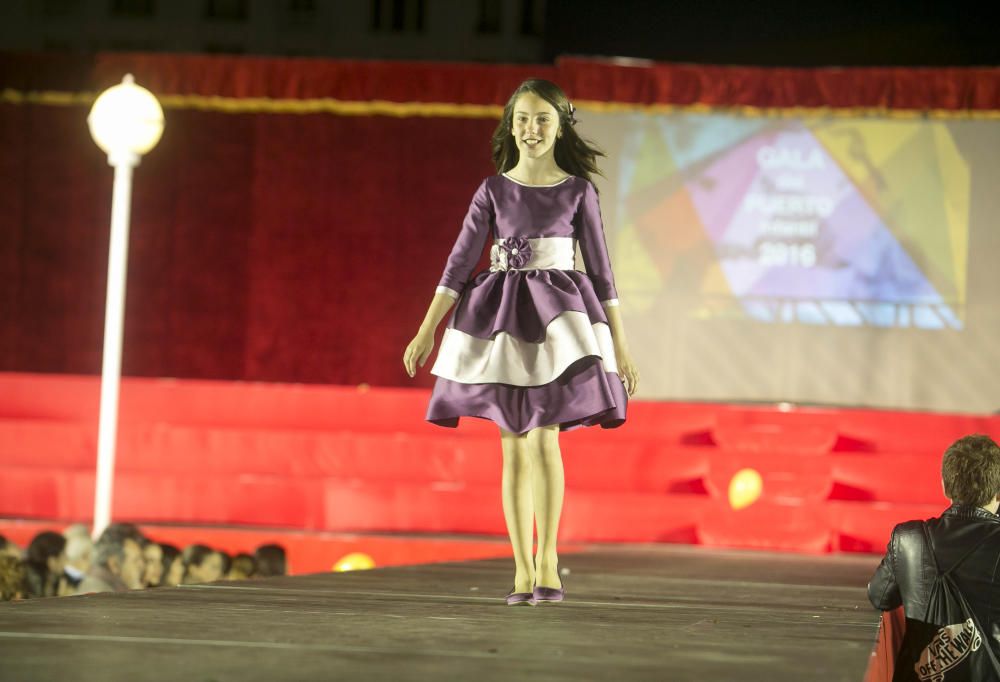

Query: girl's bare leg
[527,424,564,588]
[500,428,535,593]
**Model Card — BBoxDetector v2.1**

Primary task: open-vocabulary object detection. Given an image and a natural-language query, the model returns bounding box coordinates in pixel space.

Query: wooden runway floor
[0,543,881,682]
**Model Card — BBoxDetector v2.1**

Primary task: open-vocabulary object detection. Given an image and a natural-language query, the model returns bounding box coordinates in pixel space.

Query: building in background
[0,0,544,62]
[0,1,996,69]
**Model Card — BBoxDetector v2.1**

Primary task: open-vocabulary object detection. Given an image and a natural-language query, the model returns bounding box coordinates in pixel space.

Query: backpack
[892,523,1000,682]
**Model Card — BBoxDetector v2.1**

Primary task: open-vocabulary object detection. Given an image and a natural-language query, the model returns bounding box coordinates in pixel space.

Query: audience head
[942,435,1000,508]
[62,524,91,541]
[93,525,145,590]
[182,544,224,584]
[218,550,232,577]
[0,555,25,601]
[254,544,287,577]
[141,541,164,587]
[228,553,257,580]
[0,534,19,559]
[108,522,145,544]
[26,532,66,575]
[3,528,291,599]
[64,533,94,575]
[160,543,184,586]
[23,531,67,597]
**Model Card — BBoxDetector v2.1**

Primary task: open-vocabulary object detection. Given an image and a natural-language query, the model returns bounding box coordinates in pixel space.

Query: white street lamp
[87,74,164,538]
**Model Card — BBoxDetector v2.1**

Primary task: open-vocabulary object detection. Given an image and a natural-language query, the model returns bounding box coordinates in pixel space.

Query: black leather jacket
[868,504,1000,654]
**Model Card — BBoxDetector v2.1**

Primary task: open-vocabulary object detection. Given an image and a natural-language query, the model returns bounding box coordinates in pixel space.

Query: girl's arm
[604,303,639,396]
[405,180,493,378]
[604,303,629,352]
[404,292,455,378]
[437,180,494,298]
[418,292,457,337]
[575,181,639,395]
[574,181,618,306]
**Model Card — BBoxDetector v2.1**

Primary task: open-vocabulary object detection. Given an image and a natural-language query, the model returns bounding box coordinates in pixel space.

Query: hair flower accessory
[490,237,532,272]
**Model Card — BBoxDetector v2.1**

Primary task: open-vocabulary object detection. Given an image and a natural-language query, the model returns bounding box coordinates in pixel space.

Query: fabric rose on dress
[489,244,508,272]
[489,238,532,272]
[503,238,532,269]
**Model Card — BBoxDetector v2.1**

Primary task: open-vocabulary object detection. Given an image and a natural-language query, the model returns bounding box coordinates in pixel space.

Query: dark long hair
[491,79,605,185]
[255,544,287,577]
[26,532,65,573]
[24,531,66,598]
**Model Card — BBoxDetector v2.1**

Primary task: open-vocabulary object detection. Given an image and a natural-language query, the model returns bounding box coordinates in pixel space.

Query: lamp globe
[87,74,164,158]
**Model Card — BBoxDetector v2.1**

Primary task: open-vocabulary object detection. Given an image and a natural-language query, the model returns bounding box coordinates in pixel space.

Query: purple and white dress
[425,173,628,435]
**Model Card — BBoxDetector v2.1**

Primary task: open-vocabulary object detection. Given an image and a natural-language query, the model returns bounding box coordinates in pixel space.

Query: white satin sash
[489,237,575,272]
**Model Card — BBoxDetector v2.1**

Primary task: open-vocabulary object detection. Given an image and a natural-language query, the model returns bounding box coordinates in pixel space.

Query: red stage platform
[2,372,998,553]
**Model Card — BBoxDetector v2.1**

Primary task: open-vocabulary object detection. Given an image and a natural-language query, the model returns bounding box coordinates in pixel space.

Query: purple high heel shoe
[505,588,536,606]
[532,578,565,604]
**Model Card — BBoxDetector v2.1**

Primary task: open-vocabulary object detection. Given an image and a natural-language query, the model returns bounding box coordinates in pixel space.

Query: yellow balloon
[728,468,763,510]
[333,552,376,572]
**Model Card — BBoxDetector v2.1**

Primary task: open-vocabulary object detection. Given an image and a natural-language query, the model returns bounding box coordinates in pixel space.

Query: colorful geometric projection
[616,114,969,329]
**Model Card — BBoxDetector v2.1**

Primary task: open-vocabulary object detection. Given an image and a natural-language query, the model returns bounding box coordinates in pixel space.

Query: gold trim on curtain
[3,88,999,119]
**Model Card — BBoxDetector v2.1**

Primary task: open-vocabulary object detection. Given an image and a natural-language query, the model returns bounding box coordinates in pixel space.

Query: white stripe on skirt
[430,310,618,386]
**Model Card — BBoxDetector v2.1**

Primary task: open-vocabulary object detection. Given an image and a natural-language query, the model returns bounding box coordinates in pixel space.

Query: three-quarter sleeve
[437,179,494,300]
[574,180,619,307]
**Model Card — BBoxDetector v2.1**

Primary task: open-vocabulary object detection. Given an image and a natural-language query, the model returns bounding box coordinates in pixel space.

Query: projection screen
[581,107,1000,413]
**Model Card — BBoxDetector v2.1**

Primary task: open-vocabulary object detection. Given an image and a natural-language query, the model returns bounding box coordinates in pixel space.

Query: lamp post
[87,74,164,538]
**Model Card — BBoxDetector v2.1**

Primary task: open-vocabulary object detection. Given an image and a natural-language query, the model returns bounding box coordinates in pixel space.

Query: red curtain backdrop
[2,52,999,388]
[4,53,998,110]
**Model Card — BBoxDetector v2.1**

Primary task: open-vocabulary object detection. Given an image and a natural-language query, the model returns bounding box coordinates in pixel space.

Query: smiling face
[511,92,561,162]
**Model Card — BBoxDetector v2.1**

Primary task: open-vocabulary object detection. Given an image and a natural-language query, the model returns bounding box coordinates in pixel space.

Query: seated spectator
[63,524,91,540]
[160,543,184,587]
[0,534,23,560]
[255,543,287,577]
[182,544,224,585]
[869,435,1000,666]
[141,540,163,588]
[228,553,257,580]
[108,522,145,544]
[0,554,25,601]
[62,531,94,592]
[79,526,145,593]
[23,531,68,598]
[218,550,232,579]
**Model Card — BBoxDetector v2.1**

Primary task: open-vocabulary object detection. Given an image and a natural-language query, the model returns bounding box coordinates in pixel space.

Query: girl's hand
[615,346,640,396]
[403,331,435,378]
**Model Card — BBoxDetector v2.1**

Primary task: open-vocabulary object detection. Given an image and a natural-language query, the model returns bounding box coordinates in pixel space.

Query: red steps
[2,372,998,553]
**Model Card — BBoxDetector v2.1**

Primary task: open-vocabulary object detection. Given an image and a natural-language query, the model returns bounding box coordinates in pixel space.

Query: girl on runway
[403,79,638,606]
